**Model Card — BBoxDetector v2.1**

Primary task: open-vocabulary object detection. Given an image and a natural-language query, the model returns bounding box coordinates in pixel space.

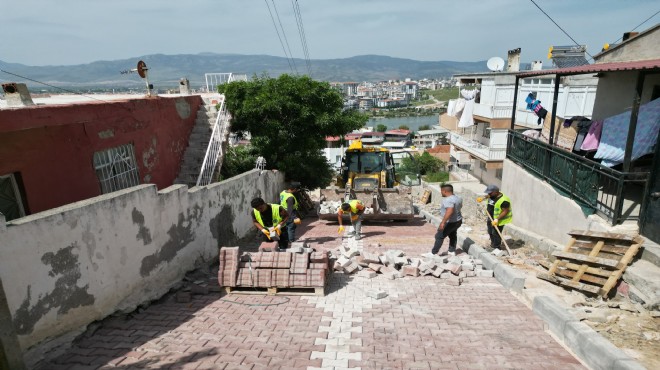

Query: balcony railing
[450,132,506,161]
[507,130,650,225]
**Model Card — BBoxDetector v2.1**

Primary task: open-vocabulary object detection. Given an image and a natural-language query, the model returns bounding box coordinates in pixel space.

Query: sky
[1,0,659,66]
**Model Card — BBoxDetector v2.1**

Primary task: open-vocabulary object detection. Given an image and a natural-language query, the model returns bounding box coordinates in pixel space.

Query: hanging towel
[594,98,660,167]
[458,89,478,128]
[580,120,603,151]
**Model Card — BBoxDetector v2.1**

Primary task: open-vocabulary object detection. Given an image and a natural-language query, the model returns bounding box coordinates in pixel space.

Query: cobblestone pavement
[35,217,585,370]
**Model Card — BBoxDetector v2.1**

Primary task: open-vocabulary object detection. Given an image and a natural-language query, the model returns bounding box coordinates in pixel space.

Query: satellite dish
[487,57,505,72]
[137,60,148,78]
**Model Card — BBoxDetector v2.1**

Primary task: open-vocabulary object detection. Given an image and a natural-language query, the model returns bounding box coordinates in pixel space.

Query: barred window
[93,143,140,194]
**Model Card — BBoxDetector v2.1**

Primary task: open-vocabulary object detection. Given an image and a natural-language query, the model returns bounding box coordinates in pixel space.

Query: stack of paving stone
[332,243,494,286]
[218,246,331,289]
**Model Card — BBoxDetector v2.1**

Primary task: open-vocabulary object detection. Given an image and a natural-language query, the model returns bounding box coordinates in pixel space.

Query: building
[440,48,598,186]
[414,128,450,148]
[502,24,660,245]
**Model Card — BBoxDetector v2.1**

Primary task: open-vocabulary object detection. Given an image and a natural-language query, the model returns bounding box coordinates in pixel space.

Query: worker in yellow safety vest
[477,185,512,250]
[251,197,289,249]
[280,182,302,247]
[337,199,365,240]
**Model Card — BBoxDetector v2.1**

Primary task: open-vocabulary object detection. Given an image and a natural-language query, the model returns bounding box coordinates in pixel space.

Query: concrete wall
[591,71,660,121]
[596,27,660,63]
[501,159,637,245]
[0,96,203,214]
[0,169,285,351]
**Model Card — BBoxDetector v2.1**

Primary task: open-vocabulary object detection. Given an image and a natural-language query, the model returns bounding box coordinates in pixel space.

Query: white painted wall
[591,71,660,121]
[0,169,285,350]
[501,159,636,245]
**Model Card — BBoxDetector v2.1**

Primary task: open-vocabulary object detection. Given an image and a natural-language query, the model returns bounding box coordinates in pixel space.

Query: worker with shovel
[477,185,512,251]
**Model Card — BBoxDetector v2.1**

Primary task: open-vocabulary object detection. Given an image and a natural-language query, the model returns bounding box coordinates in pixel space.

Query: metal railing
[507,130,650,225]
[196,96,231,186]
[204,73,247,92]
[450,132,507,161]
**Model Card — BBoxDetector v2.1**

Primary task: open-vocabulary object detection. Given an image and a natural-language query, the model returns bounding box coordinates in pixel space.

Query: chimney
[2,83,35,107]
[507,48,521,72]
[531,61,543,71]
[622,32,639,42]
[179,78,191,95]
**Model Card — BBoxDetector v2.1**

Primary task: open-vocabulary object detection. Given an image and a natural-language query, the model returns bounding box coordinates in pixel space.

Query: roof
[345,133,362,140]
[517,58,660,77]
[416,129,450,136]
[381,141,406,148]
[426,145,451,154]
[325,136,340,142]
[361,131,385,137]
[385,129,410,135]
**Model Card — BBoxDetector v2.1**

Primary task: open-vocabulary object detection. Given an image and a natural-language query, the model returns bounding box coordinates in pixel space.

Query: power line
[529,0,594,60]
[292,0,312,77]
[271,0,298,75]
[611,9,660,44]
[264,0,295,74]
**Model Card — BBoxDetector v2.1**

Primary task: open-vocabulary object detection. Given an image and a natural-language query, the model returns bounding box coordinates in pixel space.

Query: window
[93,143,140,194]
[482,124,491,139]
[496,169,503,179]
[0,173,27,221]
[479,161,487,171]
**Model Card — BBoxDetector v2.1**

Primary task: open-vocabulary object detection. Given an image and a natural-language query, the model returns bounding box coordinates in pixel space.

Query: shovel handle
[483,206,513,255]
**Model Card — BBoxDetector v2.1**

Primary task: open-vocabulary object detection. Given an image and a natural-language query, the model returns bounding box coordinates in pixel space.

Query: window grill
[93,144,140,194]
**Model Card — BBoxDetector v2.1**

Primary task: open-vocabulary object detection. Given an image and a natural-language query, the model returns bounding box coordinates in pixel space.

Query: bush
[423,171,449,183]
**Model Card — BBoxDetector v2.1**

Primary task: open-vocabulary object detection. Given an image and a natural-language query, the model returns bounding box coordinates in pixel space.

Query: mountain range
[0,53,488,90]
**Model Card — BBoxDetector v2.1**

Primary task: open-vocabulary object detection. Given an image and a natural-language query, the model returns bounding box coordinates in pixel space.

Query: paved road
[35,218,585,369]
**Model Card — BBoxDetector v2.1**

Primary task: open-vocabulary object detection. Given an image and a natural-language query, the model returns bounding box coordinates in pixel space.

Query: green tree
[222,74,367,189]
[400,152,446,175]
[376,124,388,132]
[398,124,410,130]
[418,124,431,131]
[219,145,259,180]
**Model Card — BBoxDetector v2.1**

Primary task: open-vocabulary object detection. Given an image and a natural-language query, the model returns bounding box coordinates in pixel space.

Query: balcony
[507,130,650,225]
[472,103,514,120]
[450,132,506,161]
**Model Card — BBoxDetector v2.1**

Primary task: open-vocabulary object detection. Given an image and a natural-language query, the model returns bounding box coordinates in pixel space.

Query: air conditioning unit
[2,83,35,107]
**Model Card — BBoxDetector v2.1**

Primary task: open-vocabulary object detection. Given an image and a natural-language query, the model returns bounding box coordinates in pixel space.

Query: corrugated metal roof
[518,58,660,77]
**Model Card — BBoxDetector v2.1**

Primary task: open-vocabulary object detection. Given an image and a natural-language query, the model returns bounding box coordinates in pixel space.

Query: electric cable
[610,9,660,44]
[292,0,312,77]
[528,0,594,60]
[271,0,298,75]
[264,0,295,74]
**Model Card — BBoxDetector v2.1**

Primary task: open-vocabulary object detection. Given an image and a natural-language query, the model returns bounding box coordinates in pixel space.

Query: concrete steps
[174,101,218,188]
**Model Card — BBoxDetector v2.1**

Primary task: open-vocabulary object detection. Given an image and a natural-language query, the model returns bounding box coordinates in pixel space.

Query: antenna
[487,57,505,72]
[127,60,153,97]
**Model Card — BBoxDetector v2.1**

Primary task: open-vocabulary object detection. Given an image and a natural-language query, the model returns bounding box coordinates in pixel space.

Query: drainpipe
[622,71,646,172]
[510,76,520,130]
[548,75,561,146]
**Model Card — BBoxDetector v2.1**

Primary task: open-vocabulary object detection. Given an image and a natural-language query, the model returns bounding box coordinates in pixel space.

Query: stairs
[174,99,218,187]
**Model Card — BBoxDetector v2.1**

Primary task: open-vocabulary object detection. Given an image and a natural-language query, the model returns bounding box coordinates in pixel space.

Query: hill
[0,53,487,90]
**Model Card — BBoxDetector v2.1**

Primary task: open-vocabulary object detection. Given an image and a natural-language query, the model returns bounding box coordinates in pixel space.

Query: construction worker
[251,197,289,250]
[338,199,365,240]
[280,182,302,247]
[477,185,512,250]
[431,184,463,256]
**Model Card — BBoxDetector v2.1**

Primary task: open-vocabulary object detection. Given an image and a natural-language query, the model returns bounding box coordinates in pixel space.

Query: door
[0,174,26,222]
[640,136,660,243]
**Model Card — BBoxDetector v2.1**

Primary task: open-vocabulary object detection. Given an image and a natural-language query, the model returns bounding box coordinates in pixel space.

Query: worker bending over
[251,197,289,250]
[338,199,365,240]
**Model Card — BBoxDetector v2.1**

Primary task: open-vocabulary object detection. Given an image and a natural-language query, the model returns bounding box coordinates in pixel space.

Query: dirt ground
[416,189,660,370]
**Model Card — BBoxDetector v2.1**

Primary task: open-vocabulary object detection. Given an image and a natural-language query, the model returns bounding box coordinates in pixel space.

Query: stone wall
[0,169,285,350]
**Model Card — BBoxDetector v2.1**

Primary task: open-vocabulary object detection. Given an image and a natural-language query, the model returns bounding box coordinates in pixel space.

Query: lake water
[367,115,439,131]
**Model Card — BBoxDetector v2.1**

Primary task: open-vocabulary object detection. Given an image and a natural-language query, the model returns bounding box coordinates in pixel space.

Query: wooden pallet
[537,230,643,297]
[420,190,431,204]
[224,286,325,296]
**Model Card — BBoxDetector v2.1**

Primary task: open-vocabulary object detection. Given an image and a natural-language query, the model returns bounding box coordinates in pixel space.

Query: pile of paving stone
[331,243,493,286]
[217,245,331,289]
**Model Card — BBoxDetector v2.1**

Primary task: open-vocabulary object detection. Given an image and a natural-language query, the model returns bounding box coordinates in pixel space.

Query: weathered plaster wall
[501,159,637,245]
[0,169,284,350]
[0,96,203,214]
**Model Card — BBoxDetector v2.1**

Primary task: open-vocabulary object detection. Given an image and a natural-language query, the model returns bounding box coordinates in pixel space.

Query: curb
[418,211,646,370]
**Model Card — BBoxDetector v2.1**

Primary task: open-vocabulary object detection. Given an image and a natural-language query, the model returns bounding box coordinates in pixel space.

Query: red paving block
[290,252,309,274]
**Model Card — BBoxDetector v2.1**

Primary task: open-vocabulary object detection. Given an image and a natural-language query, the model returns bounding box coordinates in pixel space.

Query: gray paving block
[563,321,638,370]
[612,358,647,370]
[532,296,577,341]
[493,263,525,293]
[478,252,501,270]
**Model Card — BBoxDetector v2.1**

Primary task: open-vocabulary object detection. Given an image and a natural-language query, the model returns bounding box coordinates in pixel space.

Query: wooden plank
[567,247,625,261]
[552,267,608,286]
[552,251,621,269]
[223,286,325,296]
[568,230,635,242]
[549,237,576,275]
[551,274,601,294]
[540,259,612,278]
[572,240,605,282]
[600,241,643,296]
[571,240,630,255]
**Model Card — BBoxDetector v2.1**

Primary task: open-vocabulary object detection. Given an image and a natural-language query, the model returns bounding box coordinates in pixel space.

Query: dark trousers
[487,222,505,248]
[432,220,462,254]
[285,219,297,243]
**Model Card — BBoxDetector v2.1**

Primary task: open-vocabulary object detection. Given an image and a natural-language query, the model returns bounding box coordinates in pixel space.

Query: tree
[399,152,448,183]
[398,124,410,130]
[219,145,259,180]
[418,124,432,131]
[222,74,367,189]
[376,124,388,132]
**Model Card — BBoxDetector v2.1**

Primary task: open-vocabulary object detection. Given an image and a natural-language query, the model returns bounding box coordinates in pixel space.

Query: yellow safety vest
[494,194,512,225]
[253,204,283,228]
[280,191,299,210]
[340,200,363,215]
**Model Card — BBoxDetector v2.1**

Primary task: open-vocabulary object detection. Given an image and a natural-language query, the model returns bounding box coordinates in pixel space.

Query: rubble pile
[318,200,375,215]
[330,242,493,286]
[218,245,331,289]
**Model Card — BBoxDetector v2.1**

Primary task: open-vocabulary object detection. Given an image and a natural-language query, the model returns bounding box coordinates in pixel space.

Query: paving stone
[477,269,494,277]
[366,289,388,299]
[175,291,192,303]
[367,263,382,272]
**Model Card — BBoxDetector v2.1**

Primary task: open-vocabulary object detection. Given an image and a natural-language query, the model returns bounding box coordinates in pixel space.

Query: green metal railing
[507,130,650,225]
